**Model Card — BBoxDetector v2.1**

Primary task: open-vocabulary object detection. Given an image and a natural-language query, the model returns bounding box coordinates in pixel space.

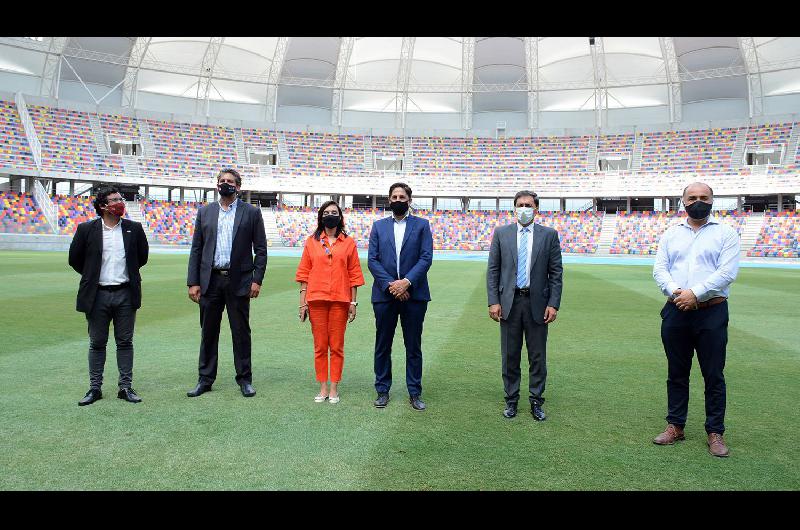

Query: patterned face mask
[516,207,534,225]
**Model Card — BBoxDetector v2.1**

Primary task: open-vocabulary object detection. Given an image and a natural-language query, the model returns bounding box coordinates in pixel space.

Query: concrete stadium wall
[0,233,72,252]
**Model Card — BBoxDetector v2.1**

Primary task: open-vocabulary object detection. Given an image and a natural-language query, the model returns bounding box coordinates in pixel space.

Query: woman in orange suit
[295,201,365,404]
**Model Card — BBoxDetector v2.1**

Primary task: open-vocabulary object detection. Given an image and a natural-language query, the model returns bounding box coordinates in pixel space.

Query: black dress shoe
[531,402,546,421]
[79,388,102,406]
[117,388,142,403]
[240,383,256,397]
[409,395,426,411]
[503,402,518,418]
[187,382,212,397]
[374,392,389,408]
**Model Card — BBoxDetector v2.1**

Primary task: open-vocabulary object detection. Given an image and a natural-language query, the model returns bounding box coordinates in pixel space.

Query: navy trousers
[660,301,728,434]
[373,299,428,397]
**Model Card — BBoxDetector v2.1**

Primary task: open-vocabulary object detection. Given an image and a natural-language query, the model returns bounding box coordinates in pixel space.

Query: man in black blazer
[186,168,268,398]
[68,186,149,406]
[486,191,563,421]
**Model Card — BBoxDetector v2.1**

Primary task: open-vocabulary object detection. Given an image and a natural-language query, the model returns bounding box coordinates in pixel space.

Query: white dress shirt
[393,212,409,280]
[214,198,238,269]
[99,219,129,286]
[653,217,740,302]
[516,222,535,288]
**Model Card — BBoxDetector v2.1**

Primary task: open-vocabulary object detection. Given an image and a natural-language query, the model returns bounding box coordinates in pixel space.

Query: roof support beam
[524,37,539,130]
[331,37,355,127]
[395,37,415,129]
[195,37,224,117]
[659,37,682,123]
[121,37,152,108]
[264,37,290,123]
[461,37,475,130]
[39,37,68,98]
[589,37,608,129]
[739,37,764,118]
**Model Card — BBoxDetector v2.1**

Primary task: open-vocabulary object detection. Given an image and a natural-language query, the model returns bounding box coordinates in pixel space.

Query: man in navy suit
[368,183,433,411]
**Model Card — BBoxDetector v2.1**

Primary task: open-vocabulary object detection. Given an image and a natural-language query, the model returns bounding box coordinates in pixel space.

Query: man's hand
[543,306,558,324]
[188,285,201,304]
[489,304,502,322]
[397,291,410,302]
[348,304,357,323]
[249,282,261,299]
[673,288,697,311]
[389,279,411,297]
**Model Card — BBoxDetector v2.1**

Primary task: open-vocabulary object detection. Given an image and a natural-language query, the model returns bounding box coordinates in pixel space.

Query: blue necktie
[517,227,529,289]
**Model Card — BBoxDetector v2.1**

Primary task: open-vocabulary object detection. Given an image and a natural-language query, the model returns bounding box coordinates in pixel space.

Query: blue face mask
[516,207,534,225]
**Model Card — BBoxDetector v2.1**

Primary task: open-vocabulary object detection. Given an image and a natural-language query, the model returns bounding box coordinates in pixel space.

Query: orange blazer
[295,232,365,303]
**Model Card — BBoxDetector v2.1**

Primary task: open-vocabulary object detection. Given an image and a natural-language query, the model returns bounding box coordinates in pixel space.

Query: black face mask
[218,182,237,197]
[685,200,712,220]
[322,215,340,229]
[390,201,409,216]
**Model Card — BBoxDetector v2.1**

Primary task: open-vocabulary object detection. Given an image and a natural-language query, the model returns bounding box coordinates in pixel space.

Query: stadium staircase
[587,135,598,171]
[739,212,765,257]
[88,114,108,155]
[121,155,141,180]
[258,164,273,178]
[403,136,414,172]
[233,128,248,165]
[137,120,156,158]
[32,180,58,234]
[630,133,644,171]
[14,93,43,170]
[784,122,800,165]
[260,207,283,247]
[364,135,374,170]
[129,200,155,241]
[730,126,748,168]
[277,132,290,167]
[595,213,618,256]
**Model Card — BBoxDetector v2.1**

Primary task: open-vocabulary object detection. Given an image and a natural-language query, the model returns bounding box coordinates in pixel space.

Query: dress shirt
[99,219,129,286]
[295,232,365,303]
[653,217,740,302]
[214,198,238,269]
[516,222,535,288]
[393,212,409,280]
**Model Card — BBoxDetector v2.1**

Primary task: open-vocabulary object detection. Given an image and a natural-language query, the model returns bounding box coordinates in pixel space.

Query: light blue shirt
[516,222,534,288]
[653,217,740,302]
[214,198,238,269]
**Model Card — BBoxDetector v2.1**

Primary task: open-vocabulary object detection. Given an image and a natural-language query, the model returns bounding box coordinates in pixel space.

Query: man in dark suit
[68,185,149,406]
[368,182,433,411]
[186,168,267,398]
[486,191,563,421]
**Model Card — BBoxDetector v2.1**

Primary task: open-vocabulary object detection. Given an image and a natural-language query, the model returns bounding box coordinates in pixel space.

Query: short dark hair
[93,185,121,216]
[513,190,539,207]
[682,182,713,198]
[218,168,242,187]
[313,200,347,240]
[389,182,412,199]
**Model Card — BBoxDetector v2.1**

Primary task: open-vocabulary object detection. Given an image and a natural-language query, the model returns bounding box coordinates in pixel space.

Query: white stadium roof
[1,36,799,120]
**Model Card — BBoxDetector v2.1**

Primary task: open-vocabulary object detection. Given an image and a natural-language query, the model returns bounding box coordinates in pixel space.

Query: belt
[668,296,726,310]
[514,287,530,296]
[212,269,230,276]
[98,282,129,291]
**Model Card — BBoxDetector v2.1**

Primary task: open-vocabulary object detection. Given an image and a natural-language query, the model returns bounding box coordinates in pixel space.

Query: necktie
[517,227,529,288]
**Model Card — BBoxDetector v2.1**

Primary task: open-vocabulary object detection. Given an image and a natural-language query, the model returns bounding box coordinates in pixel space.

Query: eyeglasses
[106,197,126,204]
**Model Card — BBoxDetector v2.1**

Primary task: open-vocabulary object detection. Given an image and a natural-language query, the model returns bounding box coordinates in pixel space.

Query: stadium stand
[748,210,800,258]
[54,194,95,235]
[0,192,51,234]
[140,199,199,244]
[142,119,237,180]
[0,101,37,170]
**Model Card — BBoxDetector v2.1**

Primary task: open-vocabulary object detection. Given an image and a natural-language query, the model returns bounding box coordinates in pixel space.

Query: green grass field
[1,250,798,490]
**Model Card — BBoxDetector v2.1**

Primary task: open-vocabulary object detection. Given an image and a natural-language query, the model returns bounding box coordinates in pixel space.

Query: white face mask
[516,207,535,225]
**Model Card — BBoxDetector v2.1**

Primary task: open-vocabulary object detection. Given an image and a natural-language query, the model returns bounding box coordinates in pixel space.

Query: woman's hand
[348,303,357,323]
[299,304,308,322]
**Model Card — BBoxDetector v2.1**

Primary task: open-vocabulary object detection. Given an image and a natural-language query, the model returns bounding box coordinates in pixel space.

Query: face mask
[218,182,237,197]
[516,207,534,225]
[106,202,125,217]
[390,201,409,216]
[322,215,340,229]
[685,200,712,220]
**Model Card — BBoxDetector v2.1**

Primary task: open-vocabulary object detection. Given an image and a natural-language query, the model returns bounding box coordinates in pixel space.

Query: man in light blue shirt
[652,182,740,458]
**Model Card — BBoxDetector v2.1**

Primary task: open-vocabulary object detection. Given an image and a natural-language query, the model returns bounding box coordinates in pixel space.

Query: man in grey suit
[186,168,268,398]
[486,191,563,420]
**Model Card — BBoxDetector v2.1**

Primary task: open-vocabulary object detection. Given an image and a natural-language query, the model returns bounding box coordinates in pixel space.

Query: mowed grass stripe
[0,251,798,490]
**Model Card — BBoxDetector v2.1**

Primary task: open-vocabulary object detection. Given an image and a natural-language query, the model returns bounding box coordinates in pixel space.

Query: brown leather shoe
[653,424,685,445]
[707,433,730,457]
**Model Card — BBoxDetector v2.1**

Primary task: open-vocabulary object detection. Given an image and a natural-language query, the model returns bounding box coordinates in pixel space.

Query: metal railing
[32,180,58,233]
[14,93,42,170]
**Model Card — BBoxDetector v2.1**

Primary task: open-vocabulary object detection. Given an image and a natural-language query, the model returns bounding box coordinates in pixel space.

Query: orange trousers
[308,300,350,382]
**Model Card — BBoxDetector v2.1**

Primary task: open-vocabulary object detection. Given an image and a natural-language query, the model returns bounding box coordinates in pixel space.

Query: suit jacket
[68,217,149,313]
[187,200,268,297]
[368,214,433,303]
[486,223,563,323]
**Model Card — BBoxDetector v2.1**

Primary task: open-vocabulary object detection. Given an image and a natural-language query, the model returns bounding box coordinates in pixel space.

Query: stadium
[0,37,798,491]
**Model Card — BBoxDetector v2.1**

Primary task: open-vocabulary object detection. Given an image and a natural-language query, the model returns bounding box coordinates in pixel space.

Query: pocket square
[126,230,131,232]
